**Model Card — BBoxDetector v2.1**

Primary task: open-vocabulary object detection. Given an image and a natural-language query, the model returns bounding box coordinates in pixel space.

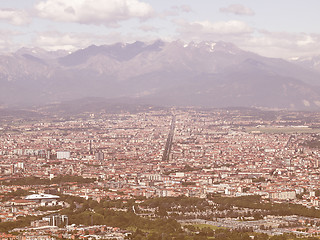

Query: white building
[269,190,296,200]
[56,151,70,159]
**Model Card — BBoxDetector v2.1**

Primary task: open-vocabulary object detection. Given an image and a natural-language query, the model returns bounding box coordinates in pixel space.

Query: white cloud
[32,31,159,51]
[175,18,320,59]
[240,31,320,58]
[162,5,193,18]
[0,29,23,52]
[220,4,255,16]
[297,35,315,46]
[176,19,253,39]
[0,8,31,25]
[180,5,192,13]
[139,25,159,32]
[33,31,120,51]
[172,5,192,13]
[35,0,154,26]
[35,32,80,51]
[194,20,252,34]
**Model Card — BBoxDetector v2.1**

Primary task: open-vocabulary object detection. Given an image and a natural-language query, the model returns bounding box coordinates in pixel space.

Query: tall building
[42,214,68,227]
[46,149,51,160]
[95,151,104,161]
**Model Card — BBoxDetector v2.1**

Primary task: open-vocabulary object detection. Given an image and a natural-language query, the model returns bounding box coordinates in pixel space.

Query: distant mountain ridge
[1,40,320,110]
[291,55,320,73]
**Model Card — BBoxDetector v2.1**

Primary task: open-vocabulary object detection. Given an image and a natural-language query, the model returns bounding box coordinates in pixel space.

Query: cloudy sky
[0,0,319,59]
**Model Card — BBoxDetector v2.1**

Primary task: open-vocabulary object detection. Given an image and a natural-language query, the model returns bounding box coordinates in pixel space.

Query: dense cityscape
[1,107,320,239]
[1,0,320,239]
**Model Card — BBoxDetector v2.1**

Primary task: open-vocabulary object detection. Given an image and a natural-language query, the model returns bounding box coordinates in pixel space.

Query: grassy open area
[245,126,320,134]
[191,223,223,230]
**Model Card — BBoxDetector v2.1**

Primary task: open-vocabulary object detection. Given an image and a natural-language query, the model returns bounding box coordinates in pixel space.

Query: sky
[0,0,319,59]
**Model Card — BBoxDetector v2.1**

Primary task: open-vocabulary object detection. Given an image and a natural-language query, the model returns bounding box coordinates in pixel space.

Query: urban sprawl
[2,108,320,239]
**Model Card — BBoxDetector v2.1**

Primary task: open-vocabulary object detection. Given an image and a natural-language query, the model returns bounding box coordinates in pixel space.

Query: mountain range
[1,40,320,110]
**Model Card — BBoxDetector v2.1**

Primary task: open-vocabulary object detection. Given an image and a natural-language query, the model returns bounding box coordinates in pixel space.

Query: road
[162,115,176,161]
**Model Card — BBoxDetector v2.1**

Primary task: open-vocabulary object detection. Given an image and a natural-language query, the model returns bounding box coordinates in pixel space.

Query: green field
[245,126,320,134]
[192,223,222,230]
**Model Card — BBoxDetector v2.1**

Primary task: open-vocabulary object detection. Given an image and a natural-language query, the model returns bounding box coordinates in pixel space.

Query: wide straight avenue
[162,115,176,161]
